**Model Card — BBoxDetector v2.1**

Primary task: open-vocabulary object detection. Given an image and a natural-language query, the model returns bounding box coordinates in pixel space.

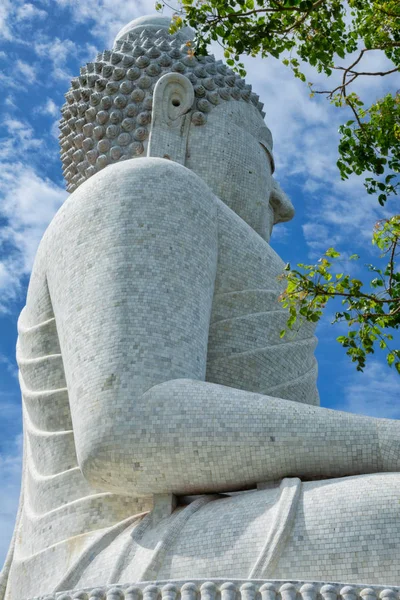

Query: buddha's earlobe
[147,72,195,165]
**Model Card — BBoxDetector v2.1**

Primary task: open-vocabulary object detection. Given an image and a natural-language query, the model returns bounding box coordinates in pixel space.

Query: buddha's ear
[270,178,295,224]
[148,72,194,165]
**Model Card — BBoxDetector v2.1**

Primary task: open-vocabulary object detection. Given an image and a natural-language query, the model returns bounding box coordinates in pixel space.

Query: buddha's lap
[115,472,400,583]
[7,471,400,599]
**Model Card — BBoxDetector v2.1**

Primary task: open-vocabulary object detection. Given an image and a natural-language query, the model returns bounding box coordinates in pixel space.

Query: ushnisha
[2,14,400,600]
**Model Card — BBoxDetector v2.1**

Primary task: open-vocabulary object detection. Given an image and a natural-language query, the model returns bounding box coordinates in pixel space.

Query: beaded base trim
[30,579,400,600]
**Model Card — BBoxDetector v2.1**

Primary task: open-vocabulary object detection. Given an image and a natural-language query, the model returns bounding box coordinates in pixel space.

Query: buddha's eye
[260,143,274,172]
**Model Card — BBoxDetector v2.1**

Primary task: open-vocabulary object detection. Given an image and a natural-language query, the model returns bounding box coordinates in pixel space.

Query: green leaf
[326,248,340,258]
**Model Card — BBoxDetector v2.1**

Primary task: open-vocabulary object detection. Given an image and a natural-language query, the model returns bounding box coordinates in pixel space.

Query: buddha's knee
[275,473,400,581]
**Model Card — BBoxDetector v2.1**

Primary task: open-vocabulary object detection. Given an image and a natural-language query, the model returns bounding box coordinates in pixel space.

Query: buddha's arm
[44,157,399,497]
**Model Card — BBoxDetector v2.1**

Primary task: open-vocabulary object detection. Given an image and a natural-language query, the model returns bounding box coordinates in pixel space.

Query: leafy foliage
[156,0,400,372]
[280,216,400,372]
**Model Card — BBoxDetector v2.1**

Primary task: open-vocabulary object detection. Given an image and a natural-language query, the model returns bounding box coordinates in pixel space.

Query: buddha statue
[2,14,400,600]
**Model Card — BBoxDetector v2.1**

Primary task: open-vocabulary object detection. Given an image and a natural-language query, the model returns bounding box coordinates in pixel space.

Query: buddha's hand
[377,419,400,471]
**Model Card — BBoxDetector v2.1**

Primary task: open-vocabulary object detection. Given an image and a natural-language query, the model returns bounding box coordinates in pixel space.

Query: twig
[334,66,400,77]
[291,280,400,306]
[388,237,398,292]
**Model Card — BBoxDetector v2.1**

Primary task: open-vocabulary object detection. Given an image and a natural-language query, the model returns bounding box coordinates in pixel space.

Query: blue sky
[0,0,399,569]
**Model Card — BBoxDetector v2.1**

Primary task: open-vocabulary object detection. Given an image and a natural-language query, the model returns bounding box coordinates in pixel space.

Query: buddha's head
[59,14,294,240]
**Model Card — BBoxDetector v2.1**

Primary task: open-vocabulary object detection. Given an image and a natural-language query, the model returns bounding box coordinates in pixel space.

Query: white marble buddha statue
[2,15,400,600]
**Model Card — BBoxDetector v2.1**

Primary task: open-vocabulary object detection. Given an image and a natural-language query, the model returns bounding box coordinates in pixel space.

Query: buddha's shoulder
[65,157,220,209]
[43,158,221,241]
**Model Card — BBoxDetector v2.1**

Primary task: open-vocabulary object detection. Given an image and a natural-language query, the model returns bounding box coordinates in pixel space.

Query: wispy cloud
[271,223,290,243]
[0,163,66,311]
[39,98,59,118]
[301,174,392,258]
[4,95,16,108]
[15,59,37,84]
[54,0,170,45]
[15,3,47,22]
[0,115,66,311]
[0,0,47,41]
[0,354,18,380]
[337,360,400,419]
[34,37,81,81]
[0,0,13,40]
[0,117,41,159]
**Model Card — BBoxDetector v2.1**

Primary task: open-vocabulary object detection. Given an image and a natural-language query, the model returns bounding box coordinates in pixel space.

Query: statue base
[29,580,400,600]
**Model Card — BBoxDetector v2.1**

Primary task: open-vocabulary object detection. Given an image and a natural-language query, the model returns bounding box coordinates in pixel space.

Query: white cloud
[4,95,16,108]
[270,223,290,243]
[301,173,392,258]
[0,115,66,311]
[0,434,22,570]
[0,117,41,159]
[34,37,80,81]
[0,0,47,42]
[0,0,13,40]
[244,57,334,177]
[54,0,171,45]
[15,59,36,84]
[0,163,66,311]
[338,361,400,419]
[16,3,47,21]
[40,98,59,117]
[0,71,20,91]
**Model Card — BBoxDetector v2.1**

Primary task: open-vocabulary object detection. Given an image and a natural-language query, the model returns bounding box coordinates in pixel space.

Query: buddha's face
[186,101,281,241]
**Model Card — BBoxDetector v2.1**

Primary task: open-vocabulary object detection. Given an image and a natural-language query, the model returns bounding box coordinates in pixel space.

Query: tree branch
[334,66,400,77]
[292,280,400,307]
[207,0,327,20]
